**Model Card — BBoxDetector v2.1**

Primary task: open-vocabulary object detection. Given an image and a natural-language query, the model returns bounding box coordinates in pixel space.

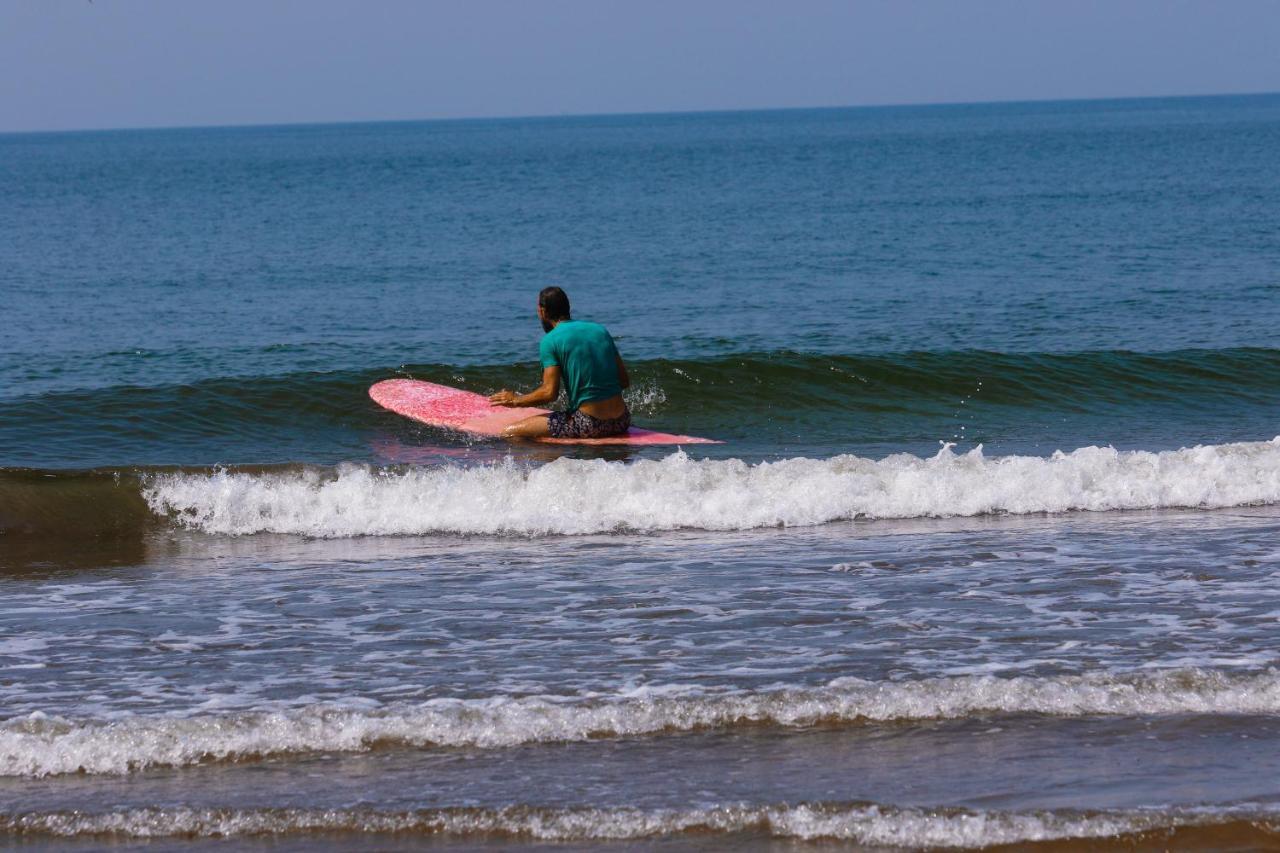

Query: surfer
[488,286,632,439]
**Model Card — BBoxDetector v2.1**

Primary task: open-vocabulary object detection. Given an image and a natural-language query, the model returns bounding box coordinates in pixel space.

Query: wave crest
[2,803,1275,845]
[5,669,1278,777]
[143,438,1280,537]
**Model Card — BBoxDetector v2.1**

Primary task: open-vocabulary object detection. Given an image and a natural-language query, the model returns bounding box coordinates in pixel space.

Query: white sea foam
[0,802,1270,844]
[142,439,1280,537]
[4,669,1278,777]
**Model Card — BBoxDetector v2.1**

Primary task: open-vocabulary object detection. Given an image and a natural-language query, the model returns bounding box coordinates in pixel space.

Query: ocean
[3,94,1280,849]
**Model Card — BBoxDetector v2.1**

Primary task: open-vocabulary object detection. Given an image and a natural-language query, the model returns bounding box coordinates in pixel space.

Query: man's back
[539,320,623,413]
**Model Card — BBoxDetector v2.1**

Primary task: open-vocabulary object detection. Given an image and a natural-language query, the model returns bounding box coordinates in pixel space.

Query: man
[488,286,632,439]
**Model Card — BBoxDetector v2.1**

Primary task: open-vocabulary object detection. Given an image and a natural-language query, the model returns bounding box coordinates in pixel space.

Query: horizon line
[4,88,1278,138]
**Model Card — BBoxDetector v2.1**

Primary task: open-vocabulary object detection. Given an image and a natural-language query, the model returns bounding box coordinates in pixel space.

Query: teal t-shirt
[538,320,623,412]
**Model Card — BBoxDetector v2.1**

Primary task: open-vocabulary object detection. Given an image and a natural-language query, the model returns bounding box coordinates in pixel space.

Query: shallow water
[5,510,1280,846]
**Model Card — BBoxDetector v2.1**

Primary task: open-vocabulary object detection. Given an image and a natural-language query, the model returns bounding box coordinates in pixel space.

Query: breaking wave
[5,668,1278,777]
[141,438,1280,537]
[2,802,1277,846]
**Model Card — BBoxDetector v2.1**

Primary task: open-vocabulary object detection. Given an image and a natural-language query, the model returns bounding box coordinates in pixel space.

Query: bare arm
[489,366,561,407]
[615,354,630,390]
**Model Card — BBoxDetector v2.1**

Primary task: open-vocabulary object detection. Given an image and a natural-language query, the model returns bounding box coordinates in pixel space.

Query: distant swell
[141,439,1280,537]
[11,347,1280,417]
[8,347,1280,469]
[3,803,1278,846]
[4,669,1279,777]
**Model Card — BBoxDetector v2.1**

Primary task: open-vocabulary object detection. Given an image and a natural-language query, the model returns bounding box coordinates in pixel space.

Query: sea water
[3,95,1280,849]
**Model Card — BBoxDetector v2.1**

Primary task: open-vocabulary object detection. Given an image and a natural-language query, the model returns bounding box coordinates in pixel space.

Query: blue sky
[3,0,1279,132]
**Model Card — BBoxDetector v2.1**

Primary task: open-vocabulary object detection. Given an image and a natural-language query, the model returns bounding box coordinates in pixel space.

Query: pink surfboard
[369,379,720,445]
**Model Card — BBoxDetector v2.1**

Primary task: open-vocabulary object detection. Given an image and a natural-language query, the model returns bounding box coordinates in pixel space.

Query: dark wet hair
[539,286,571,321]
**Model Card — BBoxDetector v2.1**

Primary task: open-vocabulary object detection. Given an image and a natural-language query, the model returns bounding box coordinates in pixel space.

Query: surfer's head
[538,286,571,333]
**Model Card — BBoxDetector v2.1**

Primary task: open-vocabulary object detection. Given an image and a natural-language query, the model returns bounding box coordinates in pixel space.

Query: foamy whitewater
[143,439,1280,537]
[5,669,1278,777]
[4,802,1271,845]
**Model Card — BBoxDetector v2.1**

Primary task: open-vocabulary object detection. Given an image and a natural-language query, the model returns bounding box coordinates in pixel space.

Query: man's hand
[489,389,519,407]
[489,367,559,409]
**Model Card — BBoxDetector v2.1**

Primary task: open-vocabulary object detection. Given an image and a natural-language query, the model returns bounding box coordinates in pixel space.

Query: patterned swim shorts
[546,407,632,439]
